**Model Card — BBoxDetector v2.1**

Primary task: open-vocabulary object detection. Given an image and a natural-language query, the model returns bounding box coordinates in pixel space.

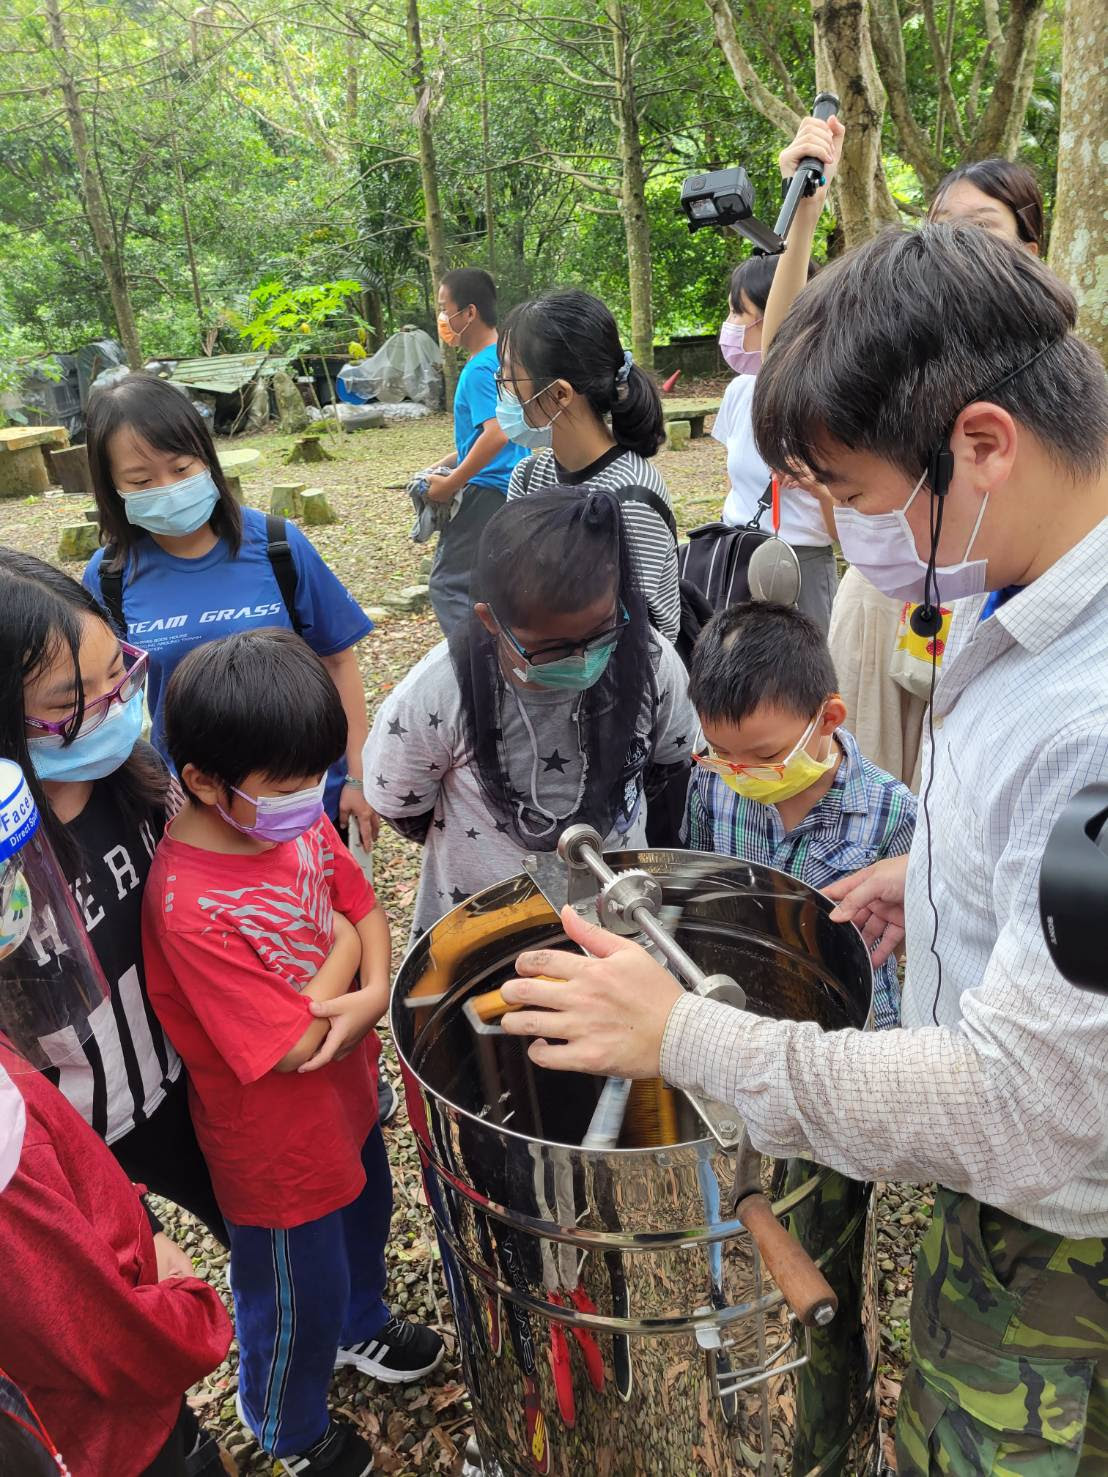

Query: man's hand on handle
[499,905,683,1078]
[824,853,909,966]
[500,856,905,1079]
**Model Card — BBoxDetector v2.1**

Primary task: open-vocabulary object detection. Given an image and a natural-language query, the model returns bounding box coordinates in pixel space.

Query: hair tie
[614,349,633,400]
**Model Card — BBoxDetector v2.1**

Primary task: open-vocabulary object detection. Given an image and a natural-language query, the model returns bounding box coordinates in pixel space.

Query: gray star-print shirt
[363,636,697,936]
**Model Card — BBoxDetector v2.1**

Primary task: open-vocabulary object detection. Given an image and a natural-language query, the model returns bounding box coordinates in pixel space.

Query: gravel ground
[4,396,929,1473]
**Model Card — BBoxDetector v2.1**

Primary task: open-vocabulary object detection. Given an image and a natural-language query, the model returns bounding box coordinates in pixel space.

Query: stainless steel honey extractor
[391,850,882,1476]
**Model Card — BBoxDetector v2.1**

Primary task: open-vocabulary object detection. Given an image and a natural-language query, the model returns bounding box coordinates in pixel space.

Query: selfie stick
[772,92,840,244]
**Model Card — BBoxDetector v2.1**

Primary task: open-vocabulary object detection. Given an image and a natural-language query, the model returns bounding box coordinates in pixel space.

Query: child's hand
[299,905,390,1073]
[153,1232,194,1282]
[778,114,845,215]
[299,984,384,1073]
[825,854,908,965]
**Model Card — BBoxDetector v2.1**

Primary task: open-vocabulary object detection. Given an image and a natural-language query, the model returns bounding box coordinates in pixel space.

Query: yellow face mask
[695,710,837,806]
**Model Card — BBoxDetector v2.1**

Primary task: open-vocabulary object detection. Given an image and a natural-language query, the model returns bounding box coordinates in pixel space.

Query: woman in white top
[714,253,838,632]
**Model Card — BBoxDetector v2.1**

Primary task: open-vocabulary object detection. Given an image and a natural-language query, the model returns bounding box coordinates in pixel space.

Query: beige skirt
[827,566,925,791]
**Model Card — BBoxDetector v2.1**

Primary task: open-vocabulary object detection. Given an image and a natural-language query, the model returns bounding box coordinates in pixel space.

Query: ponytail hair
[500,289,665,458]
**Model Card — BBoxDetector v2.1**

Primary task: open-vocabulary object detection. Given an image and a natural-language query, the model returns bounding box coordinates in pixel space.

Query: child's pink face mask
[218,776,327,843]
[719,319,762,376]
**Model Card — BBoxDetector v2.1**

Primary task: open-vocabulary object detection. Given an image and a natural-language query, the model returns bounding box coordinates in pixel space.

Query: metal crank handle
[556,825,748,1008]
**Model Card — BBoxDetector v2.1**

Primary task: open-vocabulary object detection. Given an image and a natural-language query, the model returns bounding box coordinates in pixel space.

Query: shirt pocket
[827,841,880,878]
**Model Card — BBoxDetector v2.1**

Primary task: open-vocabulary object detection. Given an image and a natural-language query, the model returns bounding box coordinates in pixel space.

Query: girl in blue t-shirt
[83,373,376,846]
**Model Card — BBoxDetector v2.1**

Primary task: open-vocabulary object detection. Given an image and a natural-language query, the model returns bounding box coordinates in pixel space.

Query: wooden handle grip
[737,1192,838,1328]
[466,987,518,1024]
[465,976,561,1025]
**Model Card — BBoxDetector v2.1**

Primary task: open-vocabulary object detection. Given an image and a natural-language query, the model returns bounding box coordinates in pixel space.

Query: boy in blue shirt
[683,601,916,1028]
[423,268,527,634]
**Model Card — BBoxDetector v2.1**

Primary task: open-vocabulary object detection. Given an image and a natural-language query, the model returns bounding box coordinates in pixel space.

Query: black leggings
[111,1070,228,1248]
[140,1401,226,1477]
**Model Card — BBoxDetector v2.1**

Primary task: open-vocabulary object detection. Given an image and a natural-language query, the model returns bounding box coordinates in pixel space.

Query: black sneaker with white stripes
[376,1073,398,1126]
[335,1315,444,1383]
[235,1394,371,1477]
[278,1418,372,1477]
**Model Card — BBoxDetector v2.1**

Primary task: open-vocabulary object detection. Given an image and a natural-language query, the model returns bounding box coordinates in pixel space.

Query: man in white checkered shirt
[499,225,1108,1472]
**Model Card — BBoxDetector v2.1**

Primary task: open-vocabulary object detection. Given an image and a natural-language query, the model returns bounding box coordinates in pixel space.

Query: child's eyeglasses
[491,604,629,665]
[25,642,149,740]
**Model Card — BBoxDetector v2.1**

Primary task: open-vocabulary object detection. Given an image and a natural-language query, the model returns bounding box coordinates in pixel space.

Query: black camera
[1040,784,1108,994]
[681,92,839,255]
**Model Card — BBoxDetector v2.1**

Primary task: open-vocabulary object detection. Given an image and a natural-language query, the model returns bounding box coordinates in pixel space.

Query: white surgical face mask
[833,468,990,605]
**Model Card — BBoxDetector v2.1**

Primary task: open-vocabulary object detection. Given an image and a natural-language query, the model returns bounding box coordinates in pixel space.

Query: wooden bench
[0,424,69,498]
[661,399,721,440]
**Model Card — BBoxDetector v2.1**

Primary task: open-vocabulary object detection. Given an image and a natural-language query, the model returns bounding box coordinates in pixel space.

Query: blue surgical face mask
[510,642,614,691]
[495,388,563,450]
[28,688,145,783]
[121,468,220,537]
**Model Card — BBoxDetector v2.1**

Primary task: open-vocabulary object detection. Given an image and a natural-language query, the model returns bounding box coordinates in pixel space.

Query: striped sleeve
[616,499,680,640]
[874,776,918,859]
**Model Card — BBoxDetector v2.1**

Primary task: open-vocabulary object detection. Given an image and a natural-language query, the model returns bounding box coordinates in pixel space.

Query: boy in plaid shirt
[683,601,916,1027]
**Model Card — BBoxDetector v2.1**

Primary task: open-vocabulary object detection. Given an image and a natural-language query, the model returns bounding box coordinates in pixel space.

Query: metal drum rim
[390,850,873,1157]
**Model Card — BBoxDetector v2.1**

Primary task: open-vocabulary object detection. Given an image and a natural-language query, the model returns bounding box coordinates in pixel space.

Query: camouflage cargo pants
[896,1187,1108,1475]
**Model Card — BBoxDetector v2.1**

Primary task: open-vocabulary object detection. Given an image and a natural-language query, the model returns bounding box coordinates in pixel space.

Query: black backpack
[97,514,304,638]
[677,481,775,614]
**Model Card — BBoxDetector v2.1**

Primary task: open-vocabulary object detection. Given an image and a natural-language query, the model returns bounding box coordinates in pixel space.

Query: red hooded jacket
[0,1048,232,1476]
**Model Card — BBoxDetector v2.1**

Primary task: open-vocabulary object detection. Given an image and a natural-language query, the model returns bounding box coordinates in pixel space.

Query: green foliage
[0,0,1064,360]
[231,280,365,355]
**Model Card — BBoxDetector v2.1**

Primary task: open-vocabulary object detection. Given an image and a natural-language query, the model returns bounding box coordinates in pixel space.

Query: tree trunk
[164,61,204,347]
[477,2,496,272]
[970,0,1046,157]
[608,0,654,370]
[45,0,143,368]
[365,288,385,347]
[345,13,359,129]
[1050,0,1108,358]
[812,0,899,247]
[405,0,457,401]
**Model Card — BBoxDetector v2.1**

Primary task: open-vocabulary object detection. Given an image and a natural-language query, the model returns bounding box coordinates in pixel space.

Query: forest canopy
[0,0,1089,386]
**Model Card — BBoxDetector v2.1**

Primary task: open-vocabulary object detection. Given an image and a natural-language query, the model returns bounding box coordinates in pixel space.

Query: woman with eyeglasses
[361,488,697,937]
[497,289,681,645]
[0,548,226,1243]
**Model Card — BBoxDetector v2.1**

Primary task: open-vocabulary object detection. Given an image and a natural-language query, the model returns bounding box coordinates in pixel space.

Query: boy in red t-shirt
[143,630,443,1477]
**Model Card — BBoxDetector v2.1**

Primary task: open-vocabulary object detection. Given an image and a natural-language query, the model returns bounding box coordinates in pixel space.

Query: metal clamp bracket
[699,1315,811,1397]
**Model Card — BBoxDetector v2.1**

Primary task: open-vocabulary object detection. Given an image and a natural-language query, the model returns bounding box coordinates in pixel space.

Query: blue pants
[227,1127,393,1457]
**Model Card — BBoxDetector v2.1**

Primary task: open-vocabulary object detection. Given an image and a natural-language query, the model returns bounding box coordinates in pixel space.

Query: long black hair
[929,158,1044,251]
[85,373,241,572]
[0,548,168,878]
[449,486,656,850]
[499,290,665,458]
